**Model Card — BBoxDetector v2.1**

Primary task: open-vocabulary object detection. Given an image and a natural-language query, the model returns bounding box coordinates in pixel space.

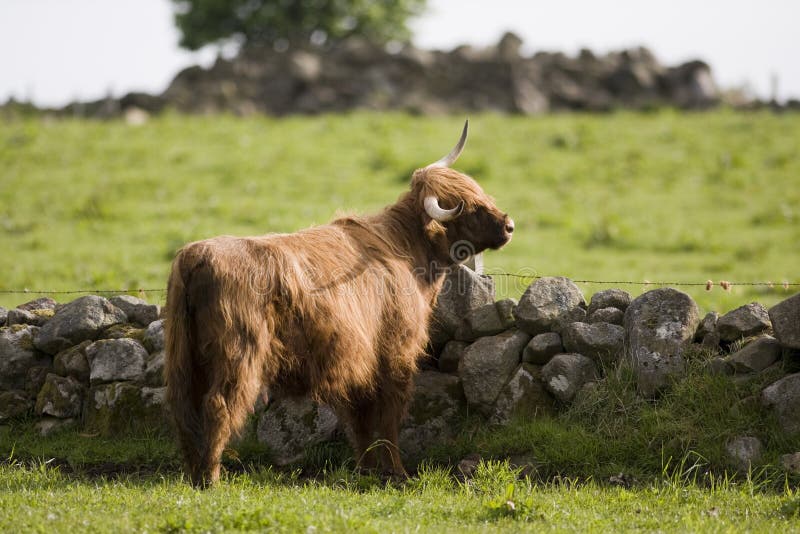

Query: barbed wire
[0,288,167,295]
[0,273,797,297]
[487,272,800,290]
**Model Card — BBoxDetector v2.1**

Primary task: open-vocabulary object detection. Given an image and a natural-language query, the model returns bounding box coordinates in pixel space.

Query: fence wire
[0,273,798,298]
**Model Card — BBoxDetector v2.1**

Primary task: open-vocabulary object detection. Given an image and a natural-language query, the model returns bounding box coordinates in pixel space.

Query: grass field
[2,110,800,531]
[1,460,798,533]
[1,110,799,311]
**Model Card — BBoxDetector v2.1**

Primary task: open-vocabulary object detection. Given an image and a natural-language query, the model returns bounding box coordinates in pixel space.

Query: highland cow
[164,122,514,486]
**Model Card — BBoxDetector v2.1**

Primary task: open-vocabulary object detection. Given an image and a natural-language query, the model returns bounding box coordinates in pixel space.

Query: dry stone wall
[1,271,799,467]
[41,34,721,119]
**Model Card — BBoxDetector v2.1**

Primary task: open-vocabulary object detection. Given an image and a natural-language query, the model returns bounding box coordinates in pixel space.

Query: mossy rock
[400,371,468,465]
[53,340,91,383]
[489,363,555,425]
[26,364,54,398]
[0,390,33,421]
[14,327,36,350]
[0,324,49,390]
[35,373,84,418]
[31,308,55,319]
[255,397,338,466]
[99,323,146,343]
[84,382,169,435]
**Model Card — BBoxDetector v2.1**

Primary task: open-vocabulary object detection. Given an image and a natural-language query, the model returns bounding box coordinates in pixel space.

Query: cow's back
[169,226,430,404]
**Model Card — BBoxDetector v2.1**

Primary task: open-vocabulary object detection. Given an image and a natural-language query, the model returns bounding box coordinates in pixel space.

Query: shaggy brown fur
[164,161,513,486]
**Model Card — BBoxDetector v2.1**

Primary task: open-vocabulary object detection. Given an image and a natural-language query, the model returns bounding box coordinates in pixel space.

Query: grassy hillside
[1,111,798,310]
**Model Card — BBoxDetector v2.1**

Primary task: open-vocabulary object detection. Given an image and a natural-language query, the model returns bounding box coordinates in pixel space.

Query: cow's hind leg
[339,397,380,473]
[194,347,264,487]
[374,375,415,480]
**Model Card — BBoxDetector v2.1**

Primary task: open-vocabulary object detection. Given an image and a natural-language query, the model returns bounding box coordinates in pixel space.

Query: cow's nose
[505,219,515,234]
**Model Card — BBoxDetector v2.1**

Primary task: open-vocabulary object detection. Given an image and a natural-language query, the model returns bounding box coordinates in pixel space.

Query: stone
[459,329,530,412]
[587,307,624,325]
[84,382,167,435]
[624,288,700,396]
[0,306,7,326]
[86,338,147,384]
[707,357,733,376]
[761,373,800,434]
[35,417,77,437]
[53,341,91,382]
[497,31,523,60]
[587,289,631,315]
[727,336,782,373]
[781,452,800,475]
[100,323,146,341]
[430,266,495,345]
[256,396,338,466]
[0,390,33,421]
[17,297,57,312]
[695,312,719,341]
[495,298,518,329]
[666,60,719,109]
[725,436,763,471]
[141,386,166,409]
[35,373,84,418]
[562,321,625,365]
[142,319,165,353]
[26,365,52,398]
[289,50,321,82]
[523,332,563,364]
[0,325,49,390]
[399,371,466,463]
[456,453,482,480]
[144,350,165,387]
[489,363,554,425]
[109,295,160,327]
[702,331,722,351]
[508,453,540,479]
[6,308,50,327]
[514,277,586,335]
[438,341,467,374]
[455,302,505,341]
[769,293,800,349]
[34,295,127,355]
[716,303,771,343]
[541,353,599,403]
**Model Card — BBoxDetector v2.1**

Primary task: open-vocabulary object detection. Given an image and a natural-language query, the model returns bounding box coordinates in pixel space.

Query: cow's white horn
[428,119,468,168]
[424,196,464,222]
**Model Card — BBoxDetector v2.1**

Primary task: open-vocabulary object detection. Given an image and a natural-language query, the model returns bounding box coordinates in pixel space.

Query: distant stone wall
[49,34,721,119]
[1,272,799,469]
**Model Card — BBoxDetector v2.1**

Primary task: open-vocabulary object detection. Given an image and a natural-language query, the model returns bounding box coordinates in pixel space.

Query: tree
[172,0,427,51]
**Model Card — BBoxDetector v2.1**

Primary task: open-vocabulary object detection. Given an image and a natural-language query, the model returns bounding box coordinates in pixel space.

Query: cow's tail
[164,244,273,486]
[163,249,206,483]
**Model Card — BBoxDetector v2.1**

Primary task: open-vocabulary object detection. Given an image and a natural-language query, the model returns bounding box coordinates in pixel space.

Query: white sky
[0,0,798,107]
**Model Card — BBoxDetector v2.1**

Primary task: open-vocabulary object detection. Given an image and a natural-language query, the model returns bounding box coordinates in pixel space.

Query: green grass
[1,460,798,532]
[2,110,799,311]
